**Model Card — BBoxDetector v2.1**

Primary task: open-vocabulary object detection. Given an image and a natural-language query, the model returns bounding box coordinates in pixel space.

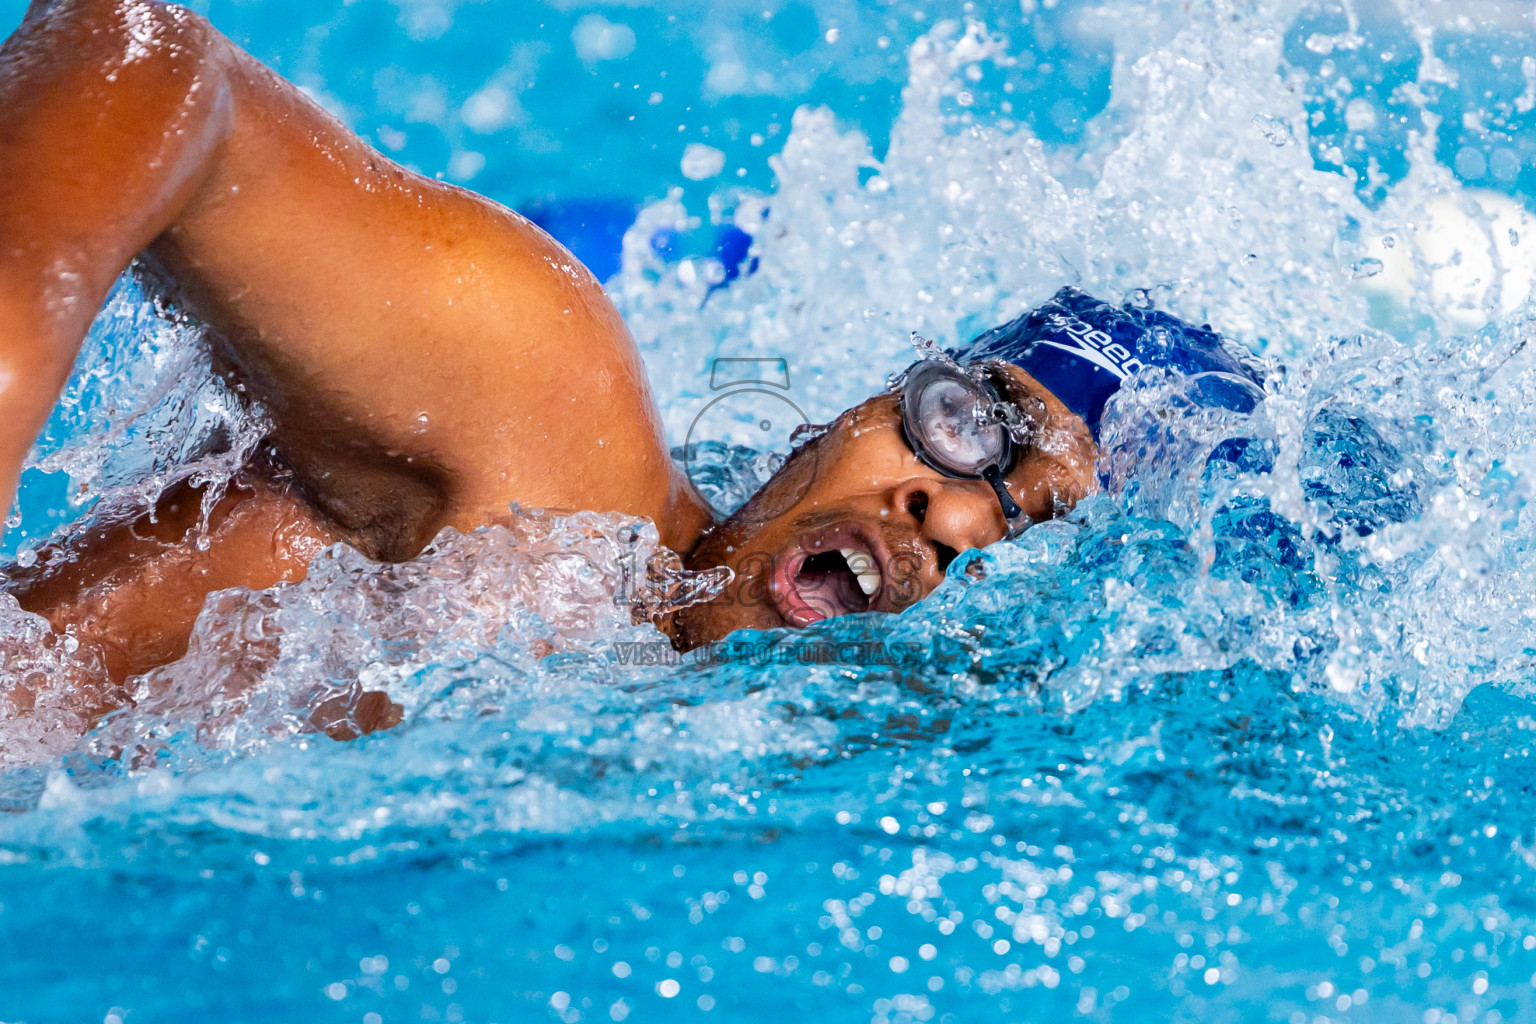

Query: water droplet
[680,143,725,181]
[908,332,962,370]
[1350,258,1384,280]
[1251,113,1294,146]
[789,422,829,449]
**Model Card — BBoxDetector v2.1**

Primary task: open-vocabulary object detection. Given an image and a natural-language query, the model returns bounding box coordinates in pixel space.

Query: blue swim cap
[951,287,1265,439]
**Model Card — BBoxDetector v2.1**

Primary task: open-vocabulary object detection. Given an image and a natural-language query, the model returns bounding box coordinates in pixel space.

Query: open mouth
[770,525,894,627]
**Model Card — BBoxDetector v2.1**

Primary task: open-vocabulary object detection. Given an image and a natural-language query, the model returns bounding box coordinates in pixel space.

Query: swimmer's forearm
[0,0,235,530]
[0,297,75,530]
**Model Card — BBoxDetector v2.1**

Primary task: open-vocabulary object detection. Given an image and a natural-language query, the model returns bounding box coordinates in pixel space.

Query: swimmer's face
[670,365,1098,646]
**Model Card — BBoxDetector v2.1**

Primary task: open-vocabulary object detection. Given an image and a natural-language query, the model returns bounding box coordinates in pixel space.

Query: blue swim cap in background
[950,286,1265,439]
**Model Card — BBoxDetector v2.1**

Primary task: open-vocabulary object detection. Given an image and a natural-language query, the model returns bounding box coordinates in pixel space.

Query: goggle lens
[913,376,1006,474]
[899,361,1027,527]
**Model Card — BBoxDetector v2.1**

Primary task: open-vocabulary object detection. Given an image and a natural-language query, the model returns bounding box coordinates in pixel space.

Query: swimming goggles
[896,360,1030,532]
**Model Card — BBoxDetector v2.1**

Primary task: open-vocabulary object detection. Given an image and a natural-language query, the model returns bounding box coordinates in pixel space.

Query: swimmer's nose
[893,477,1006,570]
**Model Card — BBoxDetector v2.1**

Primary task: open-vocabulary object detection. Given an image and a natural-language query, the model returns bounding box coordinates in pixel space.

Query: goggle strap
[981,463,1024,521]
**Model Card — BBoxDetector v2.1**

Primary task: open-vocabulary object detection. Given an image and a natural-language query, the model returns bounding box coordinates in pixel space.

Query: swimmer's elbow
[1,0,235,290]
[7,0,228,95]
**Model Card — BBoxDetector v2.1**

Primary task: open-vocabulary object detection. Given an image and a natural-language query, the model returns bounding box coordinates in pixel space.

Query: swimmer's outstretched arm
[0,0,709,557]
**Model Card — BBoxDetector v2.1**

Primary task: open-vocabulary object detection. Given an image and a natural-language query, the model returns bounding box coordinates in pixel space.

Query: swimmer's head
[667,287,1263,646]
[668,360,1097,646]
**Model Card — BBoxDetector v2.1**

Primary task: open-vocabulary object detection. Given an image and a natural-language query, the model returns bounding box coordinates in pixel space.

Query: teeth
[839,547,883,597]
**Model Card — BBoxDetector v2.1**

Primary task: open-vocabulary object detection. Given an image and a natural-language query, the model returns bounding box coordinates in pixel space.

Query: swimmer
[0,0,1262,717]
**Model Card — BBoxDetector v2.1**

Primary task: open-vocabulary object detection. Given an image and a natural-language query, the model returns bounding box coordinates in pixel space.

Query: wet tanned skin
[0,0,1098,724]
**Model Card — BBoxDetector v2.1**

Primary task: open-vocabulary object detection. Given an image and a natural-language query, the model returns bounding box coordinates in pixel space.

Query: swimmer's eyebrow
[980,363,1042,417]
[978,365,1054,477]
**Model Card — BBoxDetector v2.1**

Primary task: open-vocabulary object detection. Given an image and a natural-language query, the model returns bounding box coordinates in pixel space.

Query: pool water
[8,1,1536,1022]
